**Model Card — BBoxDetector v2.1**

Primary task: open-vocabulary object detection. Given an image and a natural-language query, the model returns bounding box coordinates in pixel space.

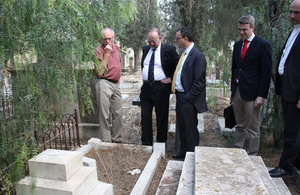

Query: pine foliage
[0,0,135,192]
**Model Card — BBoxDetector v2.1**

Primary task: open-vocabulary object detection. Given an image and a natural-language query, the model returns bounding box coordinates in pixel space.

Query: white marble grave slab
[194,147,268,194]
[29,149,82,181]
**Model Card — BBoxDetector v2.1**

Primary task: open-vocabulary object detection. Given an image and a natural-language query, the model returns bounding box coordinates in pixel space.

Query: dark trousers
[279,97,300,171]
[176,92,199,154]
[140,82,171,145]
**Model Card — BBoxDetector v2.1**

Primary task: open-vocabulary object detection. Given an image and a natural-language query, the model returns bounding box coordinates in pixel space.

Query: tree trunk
[133,47,141,73]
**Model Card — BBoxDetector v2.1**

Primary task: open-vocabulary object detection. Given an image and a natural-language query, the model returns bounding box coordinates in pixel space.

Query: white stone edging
[76,138,164,195]
[130,150,162,195]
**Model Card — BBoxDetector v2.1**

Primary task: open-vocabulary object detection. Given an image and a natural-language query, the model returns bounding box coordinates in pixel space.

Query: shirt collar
[184,42,194,54]
[156,42,162,52]
[294,24,300,30]
[245,33,255,42]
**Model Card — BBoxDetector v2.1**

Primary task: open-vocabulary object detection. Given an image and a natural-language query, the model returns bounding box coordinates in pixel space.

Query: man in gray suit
[269,0,300,177]
[172,26,208,159]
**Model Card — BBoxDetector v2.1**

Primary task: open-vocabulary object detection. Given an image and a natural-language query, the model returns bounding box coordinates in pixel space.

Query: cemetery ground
[82,74,299,195]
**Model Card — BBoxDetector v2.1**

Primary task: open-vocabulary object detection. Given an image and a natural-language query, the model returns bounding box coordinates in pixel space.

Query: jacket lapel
[142,46,151,65]
[241,36,257,65]
[160,44,165,66]
[181,46,195,72]
[289,32,300,55]
[236,40,243,67]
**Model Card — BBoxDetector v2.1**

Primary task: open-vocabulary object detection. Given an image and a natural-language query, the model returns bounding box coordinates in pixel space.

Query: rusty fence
[0,90,81,152]
[34,110,81,152]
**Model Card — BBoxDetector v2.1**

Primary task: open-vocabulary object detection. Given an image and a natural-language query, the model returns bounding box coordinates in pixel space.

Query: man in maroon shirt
[95,28,122,143]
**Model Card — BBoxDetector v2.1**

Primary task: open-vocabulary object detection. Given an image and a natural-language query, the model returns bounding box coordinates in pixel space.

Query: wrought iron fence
[0,91,81,152]
[34,110,81,152]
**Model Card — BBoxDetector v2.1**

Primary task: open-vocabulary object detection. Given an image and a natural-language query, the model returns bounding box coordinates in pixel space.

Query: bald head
[101,28,115,47]
[147,27,162,49]
[290,0,300,25]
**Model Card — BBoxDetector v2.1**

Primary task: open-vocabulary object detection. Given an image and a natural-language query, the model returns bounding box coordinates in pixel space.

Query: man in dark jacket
[231,15,272,156]
[269,0,300,177]
[140,27,179,146]
[172,26,208,159]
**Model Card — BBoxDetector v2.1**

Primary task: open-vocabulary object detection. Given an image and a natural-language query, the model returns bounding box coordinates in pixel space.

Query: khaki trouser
[232,88,260,155]
[95,79,122,142]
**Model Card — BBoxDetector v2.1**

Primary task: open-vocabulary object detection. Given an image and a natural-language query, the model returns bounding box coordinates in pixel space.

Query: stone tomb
[16,149,113,195]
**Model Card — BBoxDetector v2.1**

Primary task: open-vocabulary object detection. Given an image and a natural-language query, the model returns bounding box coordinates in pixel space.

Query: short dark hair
[177,26,194,42]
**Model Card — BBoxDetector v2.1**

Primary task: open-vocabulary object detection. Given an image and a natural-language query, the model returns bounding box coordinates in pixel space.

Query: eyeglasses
[147,39,160,44]
[103,38,113,41]
[175,37,183,41]
[290,10,300,15]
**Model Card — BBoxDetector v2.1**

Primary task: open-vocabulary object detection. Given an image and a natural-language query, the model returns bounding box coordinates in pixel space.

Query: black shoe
[172,153,185,160]
[269,167,293,177]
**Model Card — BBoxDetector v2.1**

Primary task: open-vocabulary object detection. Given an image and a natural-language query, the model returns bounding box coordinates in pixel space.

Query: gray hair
[148,27,161,37]
[102,28,115,36]
[238,15,255,28]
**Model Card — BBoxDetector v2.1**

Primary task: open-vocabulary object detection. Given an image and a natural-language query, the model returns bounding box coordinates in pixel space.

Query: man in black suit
[172,26,208,159]
[231,15,272,156]
[269,0,300,177]
[140,27,179,146]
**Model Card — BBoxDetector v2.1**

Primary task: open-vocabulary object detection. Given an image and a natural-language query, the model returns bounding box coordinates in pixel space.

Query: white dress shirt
[142,43,167,81]
[175,42,194,92]
[241,33,255,53]
[278,24,300,75]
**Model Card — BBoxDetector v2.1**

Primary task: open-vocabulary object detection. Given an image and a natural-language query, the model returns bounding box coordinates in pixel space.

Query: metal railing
[34,109,81,152]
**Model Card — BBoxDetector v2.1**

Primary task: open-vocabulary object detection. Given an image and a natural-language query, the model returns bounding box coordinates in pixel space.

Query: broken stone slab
[28,149,83,181]
[176,152,195,195]
[194,147,268,194]
[155,160,183,195]
[218,118,235,137]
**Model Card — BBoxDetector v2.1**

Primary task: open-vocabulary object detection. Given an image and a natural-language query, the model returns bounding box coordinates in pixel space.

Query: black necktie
[148,49,155,86]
